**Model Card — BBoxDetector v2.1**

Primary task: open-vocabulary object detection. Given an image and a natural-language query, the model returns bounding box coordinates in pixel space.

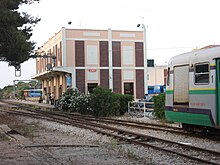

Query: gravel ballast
[0,111,217,165]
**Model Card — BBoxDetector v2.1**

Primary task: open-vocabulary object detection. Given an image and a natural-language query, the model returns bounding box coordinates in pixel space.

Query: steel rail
[1,101,220,164]
[2,100,185,134]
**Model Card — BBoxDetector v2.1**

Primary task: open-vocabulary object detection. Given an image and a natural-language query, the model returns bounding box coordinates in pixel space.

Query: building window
[87,45,98,65]
[122,46,134,65]
[124,83,134,95]
[88,83,98,94]
[194,63,209,84]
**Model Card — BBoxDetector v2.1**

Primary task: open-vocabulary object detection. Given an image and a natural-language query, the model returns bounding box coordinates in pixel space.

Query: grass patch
[107,139,119,150]
[0,113,37,139]
[0,133,9,141]
[21,124,37,138]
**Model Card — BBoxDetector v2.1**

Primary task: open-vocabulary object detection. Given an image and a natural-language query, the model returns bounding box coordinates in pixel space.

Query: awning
[32,66,74,80]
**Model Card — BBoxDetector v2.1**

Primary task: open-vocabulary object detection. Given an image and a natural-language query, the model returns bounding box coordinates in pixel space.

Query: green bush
[153,93,165,120]
[59,88,81,111]
[57,87,134,117]
[115,94,134,116]
[90,87,120,117]
[71,94,91,115]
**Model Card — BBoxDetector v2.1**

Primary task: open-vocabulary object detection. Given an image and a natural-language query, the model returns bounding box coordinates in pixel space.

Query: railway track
[1,100,220,164]
[1,100,186,134]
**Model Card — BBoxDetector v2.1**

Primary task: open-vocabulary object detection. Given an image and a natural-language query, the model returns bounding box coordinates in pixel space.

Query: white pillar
[72,69,76,88]
[142,24,148,95]
[108,28,113,90]
[61,27,67,66]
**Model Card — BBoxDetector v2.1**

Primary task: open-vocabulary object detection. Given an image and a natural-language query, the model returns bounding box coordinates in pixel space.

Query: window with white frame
[122,46,134,65]
[194,63,209,84]
[87,45,98,65]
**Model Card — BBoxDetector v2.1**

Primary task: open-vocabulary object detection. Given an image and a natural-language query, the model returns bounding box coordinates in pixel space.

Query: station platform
[6,99,55,110]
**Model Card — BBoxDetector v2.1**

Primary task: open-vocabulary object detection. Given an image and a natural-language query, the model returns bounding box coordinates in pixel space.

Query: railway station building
[32,27,148,101]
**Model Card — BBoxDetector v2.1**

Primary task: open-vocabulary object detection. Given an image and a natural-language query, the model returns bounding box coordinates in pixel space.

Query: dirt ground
[0,111,152,165]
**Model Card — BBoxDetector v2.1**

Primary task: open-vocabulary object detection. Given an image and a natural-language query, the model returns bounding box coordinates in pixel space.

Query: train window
[194,63,209,84]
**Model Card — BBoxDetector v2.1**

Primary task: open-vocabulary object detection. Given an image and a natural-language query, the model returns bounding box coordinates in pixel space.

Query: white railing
[128,101,154,118]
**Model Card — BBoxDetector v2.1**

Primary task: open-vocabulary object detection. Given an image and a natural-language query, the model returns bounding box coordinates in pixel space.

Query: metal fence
[128,101,154,118]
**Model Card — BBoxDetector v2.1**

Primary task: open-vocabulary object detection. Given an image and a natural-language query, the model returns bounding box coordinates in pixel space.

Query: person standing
[50,92,55,105]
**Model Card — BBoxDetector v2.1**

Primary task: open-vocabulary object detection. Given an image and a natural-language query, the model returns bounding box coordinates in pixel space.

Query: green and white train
[165,46,220,132]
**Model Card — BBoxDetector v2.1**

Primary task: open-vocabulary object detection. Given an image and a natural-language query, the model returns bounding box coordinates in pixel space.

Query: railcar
[23,89,42,102]
[148,85,166,94]
[23,89,42,97]
[165,46,220,132]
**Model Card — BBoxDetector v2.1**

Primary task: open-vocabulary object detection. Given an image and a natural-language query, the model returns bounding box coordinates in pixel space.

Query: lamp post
[137,23,148,96]
[13,80,16,99]
[30,52,56,71]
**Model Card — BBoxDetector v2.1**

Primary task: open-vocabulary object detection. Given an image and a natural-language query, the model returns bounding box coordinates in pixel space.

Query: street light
[137,23,148,96]
[31,52,56,71]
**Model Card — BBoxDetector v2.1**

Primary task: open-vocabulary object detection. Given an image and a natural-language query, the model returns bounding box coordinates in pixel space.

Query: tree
[0,0,40,65]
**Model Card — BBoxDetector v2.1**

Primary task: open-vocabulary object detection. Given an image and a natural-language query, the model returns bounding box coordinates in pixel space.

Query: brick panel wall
[113,69,122,93]
[112,41,121,67]
[100,41,109,67]
[100,69,109,88]
[135,42,144,67]
[136,70,144,99]
[76,69,85,93]
[75,41,85,67]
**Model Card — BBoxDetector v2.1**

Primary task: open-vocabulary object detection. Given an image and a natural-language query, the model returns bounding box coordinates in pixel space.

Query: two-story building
[32,27,147,101]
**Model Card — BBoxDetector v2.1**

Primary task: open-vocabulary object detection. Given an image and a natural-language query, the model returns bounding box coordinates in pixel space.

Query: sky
[1,0,220,88]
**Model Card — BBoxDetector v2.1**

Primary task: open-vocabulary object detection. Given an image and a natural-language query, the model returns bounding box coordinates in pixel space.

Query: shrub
[72,94,92,115]
[153,93,165,120]
[115,94,134,116]
[89,86,120,117]
[59,88,81,111]
[57,86,134,117]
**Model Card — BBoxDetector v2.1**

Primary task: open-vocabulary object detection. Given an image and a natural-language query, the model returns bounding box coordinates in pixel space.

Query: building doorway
[59,85,62,98]
[88,83,98,94]
[124,83,134,95]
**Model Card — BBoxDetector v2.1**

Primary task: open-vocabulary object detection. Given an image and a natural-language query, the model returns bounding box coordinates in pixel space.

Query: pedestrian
[50,92,55,105]
[48,93,51,104]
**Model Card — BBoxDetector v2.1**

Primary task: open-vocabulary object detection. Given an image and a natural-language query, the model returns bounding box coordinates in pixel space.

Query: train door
[216,59,220,125]
[173,65,189,105]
